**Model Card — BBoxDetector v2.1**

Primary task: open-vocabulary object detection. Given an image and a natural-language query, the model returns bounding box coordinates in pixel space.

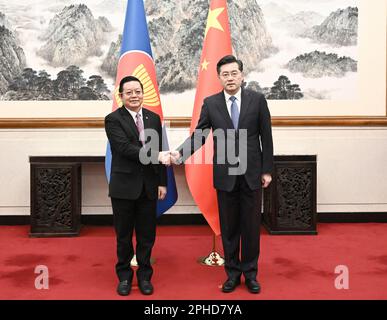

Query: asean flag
[105,0,178,216]
[185,0,232,235]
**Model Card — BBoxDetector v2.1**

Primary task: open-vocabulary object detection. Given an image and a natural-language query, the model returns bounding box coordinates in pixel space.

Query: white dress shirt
[125,106,143,124]
[224,88,241,118]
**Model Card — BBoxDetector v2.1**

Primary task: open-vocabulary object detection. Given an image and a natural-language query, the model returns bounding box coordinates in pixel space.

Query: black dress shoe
[117,280,131,296]
[138,280,154,295]
[245,279,261,294]
[222,278,241,293]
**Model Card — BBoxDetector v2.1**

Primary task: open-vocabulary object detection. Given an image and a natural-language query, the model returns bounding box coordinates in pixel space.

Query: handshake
[158,150,182,166]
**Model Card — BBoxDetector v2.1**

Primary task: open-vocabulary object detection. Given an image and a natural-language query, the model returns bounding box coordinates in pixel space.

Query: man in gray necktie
[229,95,239,129]
[171,55,274,294]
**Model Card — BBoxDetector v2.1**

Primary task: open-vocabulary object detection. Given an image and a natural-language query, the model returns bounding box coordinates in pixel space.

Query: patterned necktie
[135,113,145,145]
[230,96,239,129]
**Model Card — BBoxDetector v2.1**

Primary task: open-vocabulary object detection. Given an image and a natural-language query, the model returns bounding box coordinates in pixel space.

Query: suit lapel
[216,91,234,129]
[118,107,139,140]
[238,89,251,128]
[142,108,151,130]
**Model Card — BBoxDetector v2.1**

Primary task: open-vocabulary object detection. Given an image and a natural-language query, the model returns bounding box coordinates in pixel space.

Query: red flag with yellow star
[185,0,232,236]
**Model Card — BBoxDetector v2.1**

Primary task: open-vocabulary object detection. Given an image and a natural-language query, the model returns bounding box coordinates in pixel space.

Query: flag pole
[187,0,232,266]
[198,233,224,266]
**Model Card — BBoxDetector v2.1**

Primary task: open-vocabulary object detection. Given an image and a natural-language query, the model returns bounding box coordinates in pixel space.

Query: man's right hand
[158,151,171,166]
[158,150,182,166]
[170,151,182,165]
[261,173,272,188]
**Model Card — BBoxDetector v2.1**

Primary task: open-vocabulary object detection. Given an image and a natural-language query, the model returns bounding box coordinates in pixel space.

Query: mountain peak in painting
[37,4,113,67]
[102,0,275,93]
[0,11,12,31]
[304,6,358,46]
[0,25,26,94]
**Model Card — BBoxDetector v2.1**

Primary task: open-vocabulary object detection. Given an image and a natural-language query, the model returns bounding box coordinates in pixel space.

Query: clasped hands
[158,151,181,166]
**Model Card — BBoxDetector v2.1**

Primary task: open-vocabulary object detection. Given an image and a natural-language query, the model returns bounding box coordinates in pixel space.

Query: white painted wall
[0,126,386,216]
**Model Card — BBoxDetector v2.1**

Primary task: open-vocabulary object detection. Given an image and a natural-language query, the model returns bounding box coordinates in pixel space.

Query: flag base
[198,251,225,266]
[130,254,155,267]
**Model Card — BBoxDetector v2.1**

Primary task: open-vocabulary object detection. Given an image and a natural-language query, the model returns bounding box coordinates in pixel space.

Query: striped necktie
[135,113,145,145]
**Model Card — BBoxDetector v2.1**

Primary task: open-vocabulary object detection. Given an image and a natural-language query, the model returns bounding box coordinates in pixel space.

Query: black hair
[216,55,243,74]
[119,76,143,93]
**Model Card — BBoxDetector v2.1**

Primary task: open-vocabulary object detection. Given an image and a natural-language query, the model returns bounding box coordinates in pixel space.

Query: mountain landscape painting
[0,0,358,102]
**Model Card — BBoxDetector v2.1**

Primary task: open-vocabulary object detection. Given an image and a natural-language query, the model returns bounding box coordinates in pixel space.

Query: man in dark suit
[171,55,274,294]
[105,76,169,296]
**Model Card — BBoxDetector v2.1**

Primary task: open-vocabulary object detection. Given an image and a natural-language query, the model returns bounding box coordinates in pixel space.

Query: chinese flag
[185,0,232,236]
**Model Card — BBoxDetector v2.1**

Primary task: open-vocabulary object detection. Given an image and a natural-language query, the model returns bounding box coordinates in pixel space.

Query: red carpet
[1,223,387,300]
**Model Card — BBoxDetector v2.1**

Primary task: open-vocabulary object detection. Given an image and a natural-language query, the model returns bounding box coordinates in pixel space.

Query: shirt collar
[125,106,143,120]
[224,88,242,103]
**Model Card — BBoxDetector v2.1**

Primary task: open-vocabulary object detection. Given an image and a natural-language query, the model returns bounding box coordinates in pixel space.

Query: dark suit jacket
[105,106,167,200]
[178,89,274,192]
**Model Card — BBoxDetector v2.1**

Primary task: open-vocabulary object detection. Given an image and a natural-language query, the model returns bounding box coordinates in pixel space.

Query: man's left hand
[261,174,272,188]
[158,186,167,200]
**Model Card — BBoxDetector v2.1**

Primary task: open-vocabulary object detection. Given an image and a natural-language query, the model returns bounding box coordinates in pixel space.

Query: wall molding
[1,116,387,129]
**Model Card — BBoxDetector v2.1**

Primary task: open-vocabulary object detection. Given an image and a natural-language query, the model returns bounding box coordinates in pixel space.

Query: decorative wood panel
[30,159,81,237]
[263,155,317,235]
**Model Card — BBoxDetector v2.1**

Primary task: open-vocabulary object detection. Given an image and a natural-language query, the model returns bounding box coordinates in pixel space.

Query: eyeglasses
[220,71,241,79]
[122,90,143,96]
